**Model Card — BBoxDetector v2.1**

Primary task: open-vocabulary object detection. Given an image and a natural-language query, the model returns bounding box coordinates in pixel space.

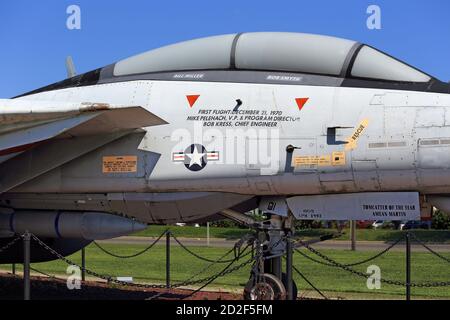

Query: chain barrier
[30,233,255,296]
[291,263,328,300]
[296,237,450,288]
[280,252,328,300]
[409,232,450,264]
[9,230,449,300]
[294,234,404,268]
[92,229,168,259]
[25,231,292,300]
[146,243,254,300]
[179,244,253,300]
[29,266,59,280]
[145,248,244,300]
[183,243,251,285]
[171,232,252,263]
[0,236,21,255]
[93,228,254,264]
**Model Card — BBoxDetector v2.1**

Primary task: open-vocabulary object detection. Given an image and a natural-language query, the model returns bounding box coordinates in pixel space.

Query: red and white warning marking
[172,152,186,162]
[295,97,309,111]
[206,152,219,161]
[172,151,220,162]
[186,95,200,108]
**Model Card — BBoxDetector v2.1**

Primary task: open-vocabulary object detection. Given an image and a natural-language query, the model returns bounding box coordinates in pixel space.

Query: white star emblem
[185,145,206,167]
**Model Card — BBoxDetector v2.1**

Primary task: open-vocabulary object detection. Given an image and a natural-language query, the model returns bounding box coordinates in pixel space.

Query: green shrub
[210,219,240,228]
[432,210,450,230]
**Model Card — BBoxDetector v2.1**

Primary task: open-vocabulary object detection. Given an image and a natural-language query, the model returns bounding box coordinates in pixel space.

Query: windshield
[351,46,432,82]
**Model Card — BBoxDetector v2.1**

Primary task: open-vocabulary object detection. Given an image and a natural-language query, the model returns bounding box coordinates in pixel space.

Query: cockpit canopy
[114,32,432,83]
[18,32,446,99]
[350,46,430,82]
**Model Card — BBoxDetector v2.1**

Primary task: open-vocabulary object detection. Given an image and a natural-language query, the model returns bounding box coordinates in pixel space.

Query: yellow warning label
[294,155,332,167]
[318,155,332,166]
[103,156,138,173]
[332,152,346,166]
[345,118,369,151]
[294,156,316,166]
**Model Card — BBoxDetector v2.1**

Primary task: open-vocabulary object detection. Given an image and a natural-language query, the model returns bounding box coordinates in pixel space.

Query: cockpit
[113,32,433,83]
[17,32,449,98]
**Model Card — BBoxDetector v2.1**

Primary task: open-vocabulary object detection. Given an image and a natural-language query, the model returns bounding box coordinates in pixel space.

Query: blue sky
[0,0,449,97]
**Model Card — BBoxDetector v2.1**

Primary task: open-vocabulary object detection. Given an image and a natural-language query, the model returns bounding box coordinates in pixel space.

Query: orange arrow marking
[186,95,200,108]
[295,98,309,111]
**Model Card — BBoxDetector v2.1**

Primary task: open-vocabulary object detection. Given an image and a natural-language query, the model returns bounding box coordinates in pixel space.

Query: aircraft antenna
[65,56,77,78]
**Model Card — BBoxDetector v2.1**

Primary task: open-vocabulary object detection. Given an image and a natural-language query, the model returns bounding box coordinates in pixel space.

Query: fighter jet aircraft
[0,32,449,297]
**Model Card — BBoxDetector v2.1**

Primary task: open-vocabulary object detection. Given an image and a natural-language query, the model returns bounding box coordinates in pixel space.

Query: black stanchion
[166,231,170,288]
[350,220,356,251]
[12,263,16,275]
[286,235,293,300]
[406,232,411,301]
[81,248,86,282]
[23,232,31,300]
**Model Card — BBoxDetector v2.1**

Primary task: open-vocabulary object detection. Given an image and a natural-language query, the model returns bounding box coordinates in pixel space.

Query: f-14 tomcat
[0,32,449,298]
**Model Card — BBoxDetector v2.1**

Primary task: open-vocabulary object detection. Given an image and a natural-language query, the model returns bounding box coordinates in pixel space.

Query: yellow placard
[294,156,318,166]
[318,155,332,166]
[345,118,369,151]
[332,152,346,166]
[294,155,332,167]
[103,156,138,173]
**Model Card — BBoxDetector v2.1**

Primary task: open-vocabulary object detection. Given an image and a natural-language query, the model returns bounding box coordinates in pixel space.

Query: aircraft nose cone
[81,212,147,240]
[131,220,148,233]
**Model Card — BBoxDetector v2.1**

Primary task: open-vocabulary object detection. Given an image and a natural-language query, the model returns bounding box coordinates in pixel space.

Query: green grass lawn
[133,225,450,243]
[2,242,449,299]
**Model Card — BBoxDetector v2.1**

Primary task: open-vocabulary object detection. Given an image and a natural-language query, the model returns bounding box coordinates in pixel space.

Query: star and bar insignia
[172,144,219,171]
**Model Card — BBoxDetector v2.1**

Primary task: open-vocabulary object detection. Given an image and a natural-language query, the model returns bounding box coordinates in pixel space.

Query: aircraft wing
[0,98,167,159]
[0,98,168,193]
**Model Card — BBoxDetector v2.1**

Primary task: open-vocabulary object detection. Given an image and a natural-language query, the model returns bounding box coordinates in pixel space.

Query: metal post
[23,232,31,301]
[350,220,356,251]
[81,248,86,282]
[269,215,282,280]
[12,263,16,275]
[272,257,282,280]
[166,231,170,288]
[206,222,210,247]
[406,232,411,300]
[286,234,294,300]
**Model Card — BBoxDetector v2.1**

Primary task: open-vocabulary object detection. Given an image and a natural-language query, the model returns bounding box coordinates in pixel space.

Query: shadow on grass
[0,273,238,300]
